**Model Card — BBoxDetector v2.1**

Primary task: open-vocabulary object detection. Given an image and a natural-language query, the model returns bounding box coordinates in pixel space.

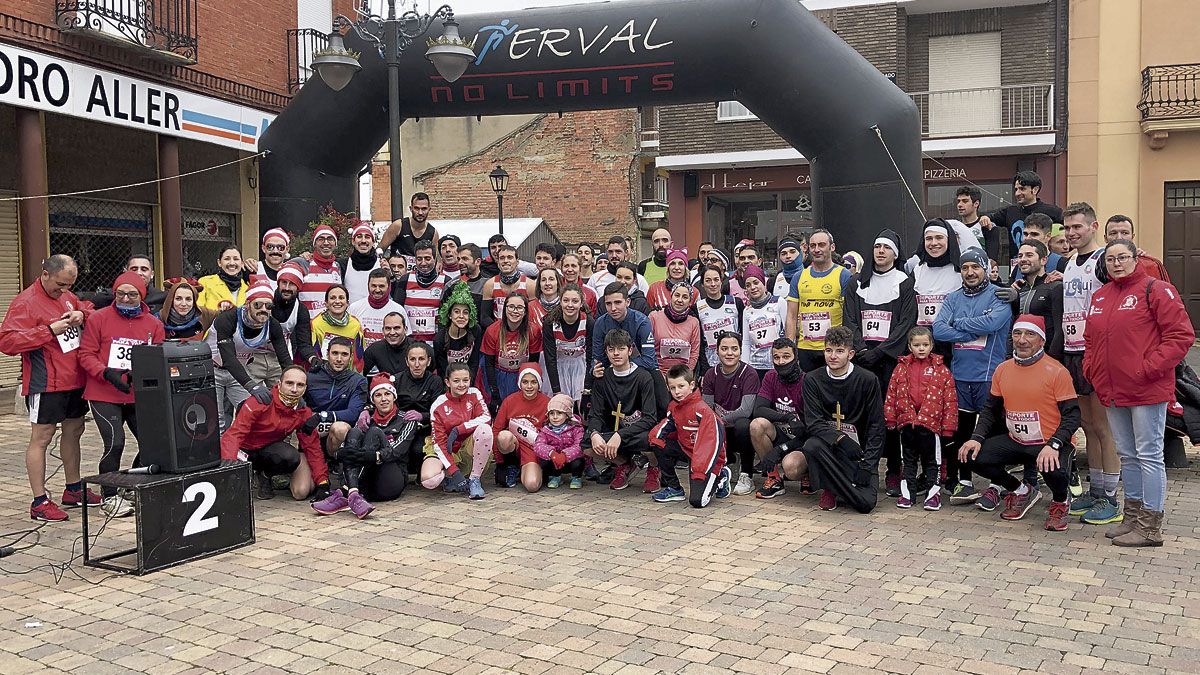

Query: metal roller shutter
[0,193,22,389]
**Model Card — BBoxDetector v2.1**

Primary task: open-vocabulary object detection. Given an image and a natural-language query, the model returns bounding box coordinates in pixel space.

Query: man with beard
[390,239,449,344]
[349,268,408,349]
[638,228,673,286]
[933,248,1013,506]
[339,222,384,304]
[207,280,294,430]
[1012,240,1064,361]
[575,242,599,278]
[380,192,439,265]
[439,234,463,280]
[482,246,536,322]
[89,254,167,314]
[289,224,343,319]
[842,229,917,496]
[272,263,320,369]
[362,312,415,377]
[301,337,368,503]
[589,236,648,295]
[977,171,1063,266]
[481,234,538,279]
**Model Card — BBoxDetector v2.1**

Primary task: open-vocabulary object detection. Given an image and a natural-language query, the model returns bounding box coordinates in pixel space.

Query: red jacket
[1136,253,1170,283]
[493,391,549,448]
[220,387,327,484]
[79,305,165,404]
[649,388,727,480]
[1083,269,1194,407]
[0,281,93,395]
[431,387,491,475]
[884,353,958,436]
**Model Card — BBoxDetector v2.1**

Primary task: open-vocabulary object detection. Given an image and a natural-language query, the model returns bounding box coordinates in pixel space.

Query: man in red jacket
[0,255,96,522]
[221,366,326,500]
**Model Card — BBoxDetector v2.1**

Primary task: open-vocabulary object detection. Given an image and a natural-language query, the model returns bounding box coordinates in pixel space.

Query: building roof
[427,218,552,248]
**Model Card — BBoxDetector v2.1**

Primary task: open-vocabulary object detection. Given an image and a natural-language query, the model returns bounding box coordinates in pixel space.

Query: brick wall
[378,109,640,245]
[658,3,906,156]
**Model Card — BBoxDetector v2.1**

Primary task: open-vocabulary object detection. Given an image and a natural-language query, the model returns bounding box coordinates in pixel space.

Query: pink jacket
[533,421,584,462]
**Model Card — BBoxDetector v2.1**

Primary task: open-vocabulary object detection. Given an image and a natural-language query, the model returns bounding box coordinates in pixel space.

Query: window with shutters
[926,32,1002,136]
[716,101,758,122]
[0,193,23,389]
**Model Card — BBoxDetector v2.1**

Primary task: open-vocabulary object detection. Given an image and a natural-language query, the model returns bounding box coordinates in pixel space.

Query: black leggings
[344,462,407,501]
[249,441,301,476]
[899,425,939,489]
[725,418,753,477]
[92,401,140,497]
[652,439,724,508]
[943,410,977,485]
[539,457,585,478]
[972,435,1070,502]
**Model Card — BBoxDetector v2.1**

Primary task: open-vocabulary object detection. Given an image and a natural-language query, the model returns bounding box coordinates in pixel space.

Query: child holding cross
[586,329,659,490]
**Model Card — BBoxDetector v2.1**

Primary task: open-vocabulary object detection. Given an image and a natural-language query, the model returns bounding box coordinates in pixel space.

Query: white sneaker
[101,495,134,518]
[732,473,755,496]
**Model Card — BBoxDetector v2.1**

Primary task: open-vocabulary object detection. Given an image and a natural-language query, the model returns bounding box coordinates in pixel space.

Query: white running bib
[107,337,144,370]
[56,325,81,354]
[861,310,892,342]
[1062,311,1086,351]
[801,311,831,341]
[1006,411,1044,445]
[955,334,987,351]
[916,294,945,326]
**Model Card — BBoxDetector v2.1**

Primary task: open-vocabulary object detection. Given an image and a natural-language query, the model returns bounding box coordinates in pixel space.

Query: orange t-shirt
[990,357,1077,446]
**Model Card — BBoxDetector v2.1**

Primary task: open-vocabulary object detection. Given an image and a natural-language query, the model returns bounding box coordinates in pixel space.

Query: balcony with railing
[287,28,329,94]
[908,83,1054,138]
[55,0,198,63]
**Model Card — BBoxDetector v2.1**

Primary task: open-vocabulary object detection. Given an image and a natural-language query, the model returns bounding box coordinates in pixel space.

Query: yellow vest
[196,274,248,313]
[791,265,847,351]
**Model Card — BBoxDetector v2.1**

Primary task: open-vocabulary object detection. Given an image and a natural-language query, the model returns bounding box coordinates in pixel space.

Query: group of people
[1,178,1192,548]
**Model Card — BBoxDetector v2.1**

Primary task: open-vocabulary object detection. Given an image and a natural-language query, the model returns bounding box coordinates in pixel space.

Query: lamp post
[490,165,509,237]
[312,0,476,222]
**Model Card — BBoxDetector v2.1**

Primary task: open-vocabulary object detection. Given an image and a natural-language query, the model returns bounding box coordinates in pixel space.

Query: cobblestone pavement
[0,414,1197,675]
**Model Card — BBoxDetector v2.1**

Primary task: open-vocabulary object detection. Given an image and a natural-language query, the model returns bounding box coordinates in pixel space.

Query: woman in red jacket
[79,271,166,517]
[1083,239,1195,547]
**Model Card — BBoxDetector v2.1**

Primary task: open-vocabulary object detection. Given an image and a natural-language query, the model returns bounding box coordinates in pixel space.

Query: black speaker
[131,342,220,473]
[683,171,698,198]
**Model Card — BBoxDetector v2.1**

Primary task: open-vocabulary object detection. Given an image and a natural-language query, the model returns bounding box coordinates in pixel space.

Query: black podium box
[82,461,255,575]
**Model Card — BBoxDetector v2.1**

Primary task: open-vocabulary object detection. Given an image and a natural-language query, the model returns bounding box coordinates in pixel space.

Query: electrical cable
[871,125,927,222]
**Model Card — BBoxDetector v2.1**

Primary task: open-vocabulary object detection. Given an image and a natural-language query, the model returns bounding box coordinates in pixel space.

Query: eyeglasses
[114,291,141,300]
[264,244,287,252]
[1104,254,1135,265]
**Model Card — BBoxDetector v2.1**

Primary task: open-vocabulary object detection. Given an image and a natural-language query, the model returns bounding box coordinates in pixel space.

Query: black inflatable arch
[259,0,923,253]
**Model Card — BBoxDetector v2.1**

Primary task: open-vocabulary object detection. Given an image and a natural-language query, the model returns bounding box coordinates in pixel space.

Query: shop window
[706,190,814,276]
[48,197,154,297]
[717,101,758,122]
[925,182,1013,221]
[182,209,239,278]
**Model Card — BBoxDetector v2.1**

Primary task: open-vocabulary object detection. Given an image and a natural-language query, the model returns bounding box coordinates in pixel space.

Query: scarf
[217,269,243,293]
[416,265,438,286]
[606,260,620,276]
[961,278,989,297]
[666,276,688,293]
[499,269,521,286]
[324,310,350,328]
[312,250,337,269]
[349,248,378,271]
[780,257,803,285]
[373,404,399,427]
[164,308,200,332]
[776,356,803,384]
[547,420,570,434]
[857,267,906,306]
[278,389,303,408]
[367,293,390,310]
[442,260,462,275]
[540,296,561,313]
[665,303,690,323]
[1014,348,1045,367]
[237,306,270,348]
[115,303,142,318]
[748,293,773,310]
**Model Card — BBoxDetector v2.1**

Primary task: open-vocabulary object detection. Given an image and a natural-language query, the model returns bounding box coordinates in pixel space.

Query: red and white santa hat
[1013,313,1046,341]
[262,228,290,247]
[277,262,304,287]
[518,363,542,387]
[312,224,338,247]
[350,222,375,240]
[370,373,396,398]
[245,277,274,305]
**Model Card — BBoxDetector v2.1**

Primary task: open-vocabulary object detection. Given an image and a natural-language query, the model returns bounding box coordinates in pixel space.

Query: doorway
[1163,182,1200,331]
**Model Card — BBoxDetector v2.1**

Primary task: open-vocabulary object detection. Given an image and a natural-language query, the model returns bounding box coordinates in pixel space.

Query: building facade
[654,0,1067,259]
[1068,0,1200,328]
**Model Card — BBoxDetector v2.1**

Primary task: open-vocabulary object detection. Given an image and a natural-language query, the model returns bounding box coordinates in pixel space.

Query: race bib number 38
[107,337,145,370]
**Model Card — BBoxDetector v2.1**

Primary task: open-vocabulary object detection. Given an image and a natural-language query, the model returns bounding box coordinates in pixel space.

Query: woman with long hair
[197,246,249,312]
[559,253,598,314]
[542,283,591,404]
[695,265,743,374]
[158,278,215,341]
[433,281,483,379]
[482,292,542,404]
[528,266,564,327]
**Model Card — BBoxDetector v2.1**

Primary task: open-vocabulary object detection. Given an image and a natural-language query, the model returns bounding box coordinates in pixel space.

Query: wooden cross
[612,403,625,432]
[832,402,844,431]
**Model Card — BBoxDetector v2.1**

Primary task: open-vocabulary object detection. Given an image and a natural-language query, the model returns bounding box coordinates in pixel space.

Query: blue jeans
[1104,403,1168,512]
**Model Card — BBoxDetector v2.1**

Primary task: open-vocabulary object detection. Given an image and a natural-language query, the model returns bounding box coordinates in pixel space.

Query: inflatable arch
[259,0,924,253]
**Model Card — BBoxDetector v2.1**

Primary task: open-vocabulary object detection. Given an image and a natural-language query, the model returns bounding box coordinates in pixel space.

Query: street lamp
[490,165,509,237]
[312,0,476,222]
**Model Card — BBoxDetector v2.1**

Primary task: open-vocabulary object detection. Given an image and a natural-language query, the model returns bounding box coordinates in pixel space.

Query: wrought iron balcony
[1139,63,1200,121]
[56,0,198,64]
[908,83,1054,138]
[287,28,329,94]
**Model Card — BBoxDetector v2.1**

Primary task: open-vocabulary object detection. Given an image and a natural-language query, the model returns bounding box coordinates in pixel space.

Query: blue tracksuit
[932,284,1011,385]
[592,308,658,372]
[304,366,368,423]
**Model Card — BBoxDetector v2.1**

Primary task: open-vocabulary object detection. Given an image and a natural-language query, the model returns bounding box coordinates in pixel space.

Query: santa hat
[734,238,755,253]
[350,222,375,240]
[370,373,396,398]
[547,393,573,416]
[262,228,290,247]
[277,262,304,287]
[312,224,337,247]
[245,278,274,305]
[1013,314,1046,341]
[518,363,542,387]
[665,248,689,267]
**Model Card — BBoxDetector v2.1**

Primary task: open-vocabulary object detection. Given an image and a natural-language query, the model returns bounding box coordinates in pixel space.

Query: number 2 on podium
[183,482,219,536]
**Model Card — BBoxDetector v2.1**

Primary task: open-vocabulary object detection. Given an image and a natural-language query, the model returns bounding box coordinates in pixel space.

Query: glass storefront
[705,189,815,273]
[924,182,1014,220]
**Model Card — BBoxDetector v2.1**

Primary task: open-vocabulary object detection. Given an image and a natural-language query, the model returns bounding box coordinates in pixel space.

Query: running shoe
[799,475,815,495]
[977,486,1002,512]
[923,492,942,512]
[569,477,584,489]
[652,486,686,503]
[311,489,350,515]
[597,463,616,485]
[1069,491,1101,517]
[1081,496,1123,525]
[253,470,274,500]
[503,465,520,489]
[1067,449,1083,498]
[885,474,902,498]
[610,462,640,491]
[642,467,661,493]
[101,494,134,518]
[546,475,562,489]
[1044,500,1069,532]
[714,466,732,499]
[61,487,101,508]
[949,482,980,505]
[30,499,68,522]
[818,490,837,511]
[756,475,786,500]
[468,477,486,500]
[732,473,755,496]
[1000,489,1042,521]
[347,490,374,519]
[583,458,601,482]
[443,471,468,493]
[896,495,913,509]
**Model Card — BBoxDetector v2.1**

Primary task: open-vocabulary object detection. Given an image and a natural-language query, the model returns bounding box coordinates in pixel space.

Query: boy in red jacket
[492,363,550,492]
[649,364,733,508]
[884,326,957,511]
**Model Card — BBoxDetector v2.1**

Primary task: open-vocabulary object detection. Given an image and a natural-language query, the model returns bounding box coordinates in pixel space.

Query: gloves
[308,482,331,503]
[402,410,423,422]
[550,449,567,470]
[857,349,880,368]
[443,470,468,493]
[339,442,372,466]
[103,368,131,394]
[835,434,863,460]
[249,384,272,405]
[301,411,327,434]
[994,286,1018,303]
[307,355,325,372]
